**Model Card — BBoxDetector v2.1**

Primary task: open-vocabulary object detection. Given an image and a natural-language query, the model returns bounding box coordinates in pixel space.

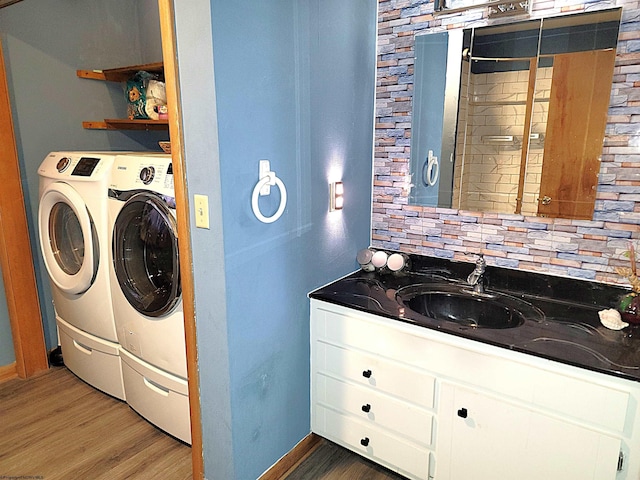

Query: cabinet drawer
[314,341,435,409]
[316,374,434,446]
[313,404,430,480]
[314,305,429,365]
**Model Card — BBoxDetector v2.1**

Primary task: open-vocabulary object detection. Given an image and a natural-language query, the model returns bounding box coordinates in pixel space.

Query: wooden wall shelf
[76,62,164,83]
[78,62,168,131]
[82,119,168,130]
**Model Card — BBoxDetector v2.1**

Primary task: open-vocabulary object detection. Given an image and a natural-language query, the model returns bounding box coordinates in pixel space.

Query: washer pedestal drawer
[57,317,125,400]
[120,348,191,444]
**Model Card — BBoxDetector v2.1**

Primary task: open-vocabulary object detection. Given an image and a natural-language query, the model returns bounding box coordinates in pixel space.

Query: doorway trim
[0,38,49,379]
[158,1,204,477]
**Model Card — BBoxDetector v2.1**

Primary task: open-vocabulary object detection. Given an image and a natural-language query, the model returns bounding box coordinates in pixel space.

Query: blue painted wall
[2,2,377,478]
[174,0,376,477]
[0,267,14,366]
[0,0,165,353]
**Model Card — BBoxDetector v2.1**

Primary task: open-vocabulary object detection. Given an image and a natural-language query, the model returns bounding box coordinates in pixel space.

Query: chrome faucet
[467,254,486,293]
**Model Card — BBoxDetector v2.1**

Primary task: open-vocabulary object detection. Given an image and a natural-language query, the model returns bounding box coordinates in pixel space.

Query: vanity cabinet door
[437,382,622,480]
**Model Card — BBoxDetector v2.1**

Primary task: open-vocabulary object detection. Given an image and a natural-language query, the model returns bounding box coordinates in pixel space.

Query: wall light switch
[194,194,210,229]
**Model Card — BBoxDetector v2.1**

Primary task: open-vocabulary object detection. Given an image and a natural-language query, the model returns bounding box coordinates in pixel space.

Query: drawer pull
[457,407,468,418]
[143,377,171,397]
[361,403,371,413]
[73,340,93,355]
[360,437,370,447]
[362,369,372,378]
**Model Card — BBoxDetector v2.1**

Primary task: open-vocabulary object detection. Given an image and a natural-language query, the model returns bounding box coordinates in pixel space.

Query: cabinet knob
[457,407,468,418]
[362,369,372,378]
[360,437,370,447]
[361,403,371,413]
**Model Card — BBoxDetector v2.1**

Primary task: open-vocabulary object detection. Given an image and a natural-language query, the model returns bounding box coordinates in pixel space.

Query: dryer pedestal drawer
[120,348,191,445]
[57,317,125,400]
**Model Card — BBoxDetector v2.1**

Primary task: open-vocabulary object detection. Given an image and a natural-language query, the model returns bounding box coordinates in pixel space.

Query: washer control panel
[109,154,174,197]
[139,166,155,185]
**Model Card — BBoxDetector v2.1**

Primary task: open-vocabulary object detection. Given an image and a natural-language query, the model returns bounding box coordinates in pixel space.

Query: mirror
[409,8,621,220]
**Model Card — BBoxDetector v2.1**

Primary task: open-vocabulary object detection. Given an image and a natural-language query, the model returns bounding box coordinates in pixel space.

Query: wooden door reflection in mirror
[537,49,616,219]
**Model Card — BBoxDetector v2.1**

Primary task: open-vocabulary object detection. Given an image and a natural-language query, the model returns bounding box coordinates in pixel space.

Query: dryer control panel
[71,157,101,176]
[38,152,116,181]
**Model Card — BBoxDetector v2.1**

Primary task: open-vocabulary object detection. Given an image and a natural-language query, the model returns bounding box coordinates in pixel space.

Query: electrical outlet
[194,194,210,229]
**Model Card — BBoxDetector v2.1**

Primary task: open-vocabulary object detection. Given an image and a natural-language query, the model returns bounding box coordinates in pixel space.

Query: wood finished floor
[0,366,192,479]
[282,439,407,480]
[0,367,406,479]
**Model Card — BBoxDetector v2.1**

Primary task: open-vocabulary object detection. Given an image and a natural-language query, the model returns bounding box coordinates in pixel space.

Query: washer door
[38,182,99,294]
[112,192,181,317]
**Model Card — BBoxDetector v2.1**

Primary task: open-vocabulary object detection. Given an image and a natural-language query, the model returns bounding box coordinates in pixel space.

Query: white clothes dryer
[38,151,125,400]
[108,153,190,444]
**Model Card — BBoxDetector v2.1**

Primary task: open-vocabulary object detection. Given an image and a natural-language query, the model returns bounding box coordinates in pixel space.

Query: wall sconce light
[330,181,344,211]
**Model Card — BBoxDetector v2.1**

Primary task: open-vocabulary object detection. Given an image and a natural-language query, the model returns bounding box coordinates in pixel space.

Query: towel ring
[251,173,287,224]
[426,156,439,186]
[422,150,439,187]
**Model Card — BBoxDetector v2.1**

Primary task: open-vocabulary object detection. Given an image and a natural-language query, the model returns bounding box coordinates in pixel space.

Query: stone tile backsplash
[374,0,640,287]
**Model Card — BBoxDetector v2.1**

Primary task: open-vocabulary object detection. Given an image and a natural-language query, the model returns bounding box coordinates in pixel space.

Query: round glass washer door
[38,182,98,294]
[112,192,181,317]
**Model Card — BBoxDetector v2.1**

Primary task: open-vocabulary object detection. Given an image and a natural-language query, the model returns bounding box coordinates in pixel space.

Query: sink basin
[397,284,543,329]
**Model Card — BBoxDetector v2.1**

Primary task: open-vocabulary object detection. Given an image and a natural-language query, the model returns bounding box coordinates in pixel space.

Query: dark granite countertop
[309,253,640,383]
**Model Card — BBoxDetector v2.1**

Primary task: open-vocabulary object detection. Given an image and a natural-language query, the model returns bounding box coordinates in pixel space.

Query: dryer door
[38,182,99,294]
[112,192,181,317]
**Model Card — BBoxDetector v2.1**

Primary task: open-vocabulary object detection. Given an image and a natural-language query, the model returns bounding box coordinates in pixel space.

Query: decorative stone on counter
[599,308,629,330]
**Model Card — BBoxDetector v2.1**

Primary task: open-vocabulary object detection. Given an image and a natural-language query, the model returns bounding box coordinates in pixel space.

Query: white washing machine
[108,153,190,444]
[38,151,125,400]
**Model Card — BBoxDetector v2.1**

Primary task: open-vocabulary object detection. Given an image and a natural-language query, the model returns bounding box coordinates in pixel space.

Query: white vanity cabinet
[310,299,640,480]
